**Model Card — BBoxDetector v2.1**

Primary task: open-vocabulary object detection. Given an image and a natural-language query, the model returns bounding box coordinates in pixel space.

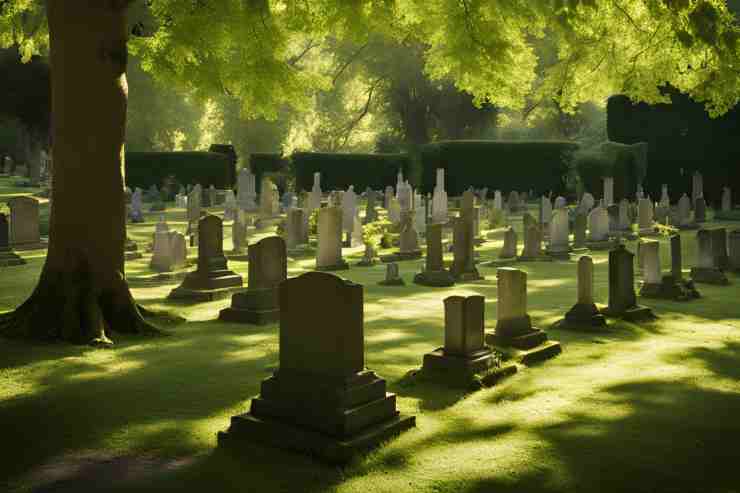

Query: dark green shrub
[124,151,235,190]
[292,152,413,192]
[419,140,578,196]
[249,153,290,194]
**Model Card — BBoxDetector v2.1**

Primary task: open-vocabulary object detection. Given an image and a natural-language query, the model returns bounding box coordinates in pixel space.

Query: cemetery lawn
[1,178,740,493]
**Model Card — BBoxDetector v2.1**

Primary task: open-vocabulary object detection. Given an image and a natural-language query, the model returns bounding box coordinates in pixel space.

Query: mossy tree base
[0,264,161,345]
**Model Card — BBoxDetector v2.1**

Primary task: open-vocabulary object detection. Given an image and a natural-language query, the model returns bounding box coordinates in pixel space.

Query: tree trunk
[0,0,158,344]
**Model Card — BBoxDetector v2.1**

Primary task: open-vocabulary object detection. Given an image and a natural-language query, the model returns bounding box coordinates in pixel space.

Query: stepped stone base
[640,275,701,301]
[219,287,280,325]
[418,348,517,389]
[413,269,455,287]
[217,370,415,464]
[486,315,561,365]
[517,254,553,262]
[554,302,607,330]
[168,269,243,301]
[378,277,405,286]
[380,250,423,262]
[600,304,656,322]
[690,267,729,285]
[452,268,484,282]
[545,248,571,260]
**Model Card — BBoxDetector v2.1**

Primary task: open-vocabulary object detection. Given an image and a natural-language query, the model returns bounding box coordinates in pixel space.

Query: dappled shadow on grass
[662,340,740,381]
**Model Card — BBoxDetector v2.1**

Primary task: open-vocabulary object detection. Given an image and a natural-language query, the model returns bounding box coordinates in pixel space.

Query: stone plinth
[414,223,455,287]
[485,268,561,364]
[217,272,415,464]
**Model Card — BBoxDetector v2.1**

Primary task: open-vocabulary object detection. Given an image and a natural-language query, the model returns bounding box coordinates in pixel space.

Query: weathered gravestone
[587,205,613,249]
[694,197,707,223]
[217,272,415,463]
[677,194,697,229]
[230,211,249,259]
[169,214,243,300]
[378,262,405,286]
[421,295,516,388]
[518,224,548,261]
[690,229,729,285]
[603,176,614,206]
[219,236,287,325]
[382,211,422,262]
[450,215,482,280]
[414,223,455,287]
[558,256,606,329]
[150,230,187,272]
[573,213,587,251]
[9,196,42,249]
[600,244,655,321]
[356,241,379,267]
[485,268,562,364]
[546,209,571,260]
[285,208,308,251]
[499,226,518,261]
[711,228,730,271]
[0,213,25,266]
[641,234,700,300]
[637,240,663,297]
[315,206,349,271]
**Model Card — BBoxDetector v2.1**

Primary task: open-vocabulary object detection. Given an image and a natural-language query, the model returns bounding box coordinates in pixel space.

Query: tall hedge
[292,152,412,192]
[249,152,290,194]
[124,151,236,190]
[607,92,740,206]
[419,140,578,196]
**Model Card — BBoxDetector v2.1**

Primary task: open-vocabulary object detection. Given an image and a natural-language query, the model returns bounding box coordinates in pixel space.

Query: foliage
[420,140,578,195]
[292,151,413,191]
[0,47,50,143]
[362,217,391,246]
[124,151,235,190]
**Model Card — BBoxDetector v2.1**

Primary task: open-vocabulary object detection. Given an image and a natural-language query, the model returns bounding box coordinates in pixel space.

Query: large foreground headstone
[169,214,243,301]
[559,256,606,329]
[219,236,287,325]
[485,268,561,364]
[421,296,515,388]
[217,272,415,464]
[600,245,655,321]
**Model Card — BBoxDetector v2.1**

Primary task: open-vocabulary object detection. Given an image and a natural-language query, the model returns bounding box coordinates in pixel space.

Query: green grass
[1,175,740,493]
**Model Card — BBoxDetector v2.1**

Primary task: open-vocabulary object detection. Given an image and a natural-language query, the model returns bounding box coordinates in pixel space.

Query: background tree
[0,0,737,344]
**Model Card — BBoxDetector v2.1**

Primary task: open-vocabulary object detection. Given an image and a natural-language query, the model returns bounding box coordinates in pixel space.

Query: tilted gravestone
[690,229,729,285]
[0,213,25,267]
[169,214,243,300]
[559,256,606,329]
[414,223,455,287]
[485,268,561,364]
[220,236,287,325]
[217,271,415,463]
[601,244,655,321]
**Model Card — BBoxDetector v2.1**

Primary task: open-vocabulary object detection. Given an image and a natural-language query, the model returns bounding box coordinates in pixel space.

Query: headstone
[618,199,631,231]
[218,272,415,462]
[341,186,357,232]
[388,197,401,225]
[603,176,614,206]
[493,190,503,210]
[553,196,567,210]
[587,205,611,246]
[379,262,404,286]
[8,196,41,248]
[316,206,348,271]
[694,197,706,223]
[450,215,481,281]
[546,209,570,259]
[711,228,729,270]
[231,211,248,254]
[579,192,595,213]
[485,268,561,362]
[169,214,243,300]
[187,185,202,232]
[350,211,363,248]
[308,172,322,212]
[0,213,25,266]
[499,227,518,260]
[660,184,670,208]
[130,188,144,223]
[573,213,587,250]
[219,236,287,324]
[677,194,695,228]
[729,230,740,272]
[607,204,620,233]
[601,245,655,320]
[150,231,187,272]
[637,198,655,235]
[223,190,238,221]
[518,224,546,261]
[382,211,422,261]
[364,189,378,224]
[639,240,662,290]
[285,208,308,250]
[422,295,504,383]
[384,186,394,210]
[414,204,427,235]
[692,171,704,207]
[721,187,732,213]
[690,229,729,285]
[561,256,606,328]
[414,223,455,286]
[539,196,552,226]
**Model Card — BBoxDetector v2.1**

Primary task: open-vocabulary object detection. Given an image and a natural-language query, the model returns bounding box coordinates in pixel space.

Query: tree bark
[0,0,159,344]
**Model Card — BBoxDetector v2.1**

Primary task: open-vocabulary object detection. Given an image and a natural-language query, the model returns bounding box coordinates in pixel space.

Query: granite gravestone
[218,272,415,463]
[414,223,455,287]
[600,245,655,321]
[219,236,287,325]
[8,196,42,249]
